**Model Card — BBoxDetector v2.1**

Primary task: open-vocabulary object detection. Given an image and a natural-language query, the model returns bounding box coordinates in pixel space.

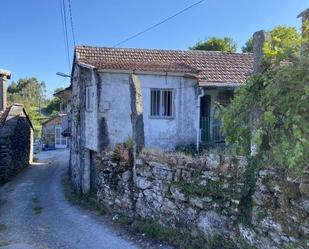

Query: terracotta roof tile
[75,46,254,84]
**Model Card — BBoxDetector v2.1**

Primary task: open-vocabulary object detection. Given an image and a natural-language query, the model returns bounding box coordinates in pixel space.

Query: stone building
[41,113,69,149]
[68,46,253,193]
[0,69,33,184]
[41,86,72,150]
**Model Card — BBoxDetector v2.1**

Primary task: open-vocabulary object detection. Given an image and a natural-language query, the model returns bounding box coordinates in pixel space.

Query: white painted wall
[139,74,197,149]
[85,71,98,151]
[97,72,197,150]
[98,73,133,148]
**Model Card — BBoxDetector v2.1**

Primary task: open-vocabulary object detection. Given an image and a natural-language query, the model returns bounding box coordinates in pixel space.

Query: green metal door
[200,95,211,143]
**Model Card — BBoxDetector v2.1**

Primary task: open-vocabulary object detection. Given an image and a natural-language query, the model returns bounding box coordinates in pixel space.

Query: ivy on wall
[222,25,309,176]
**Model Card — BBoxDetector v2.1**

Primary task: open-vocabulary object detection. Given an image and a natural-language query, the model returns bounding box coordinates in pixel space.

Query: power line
[113,0,206,47]
[62,0,71,66]
[59,0,71,70]
[67,0,76,47]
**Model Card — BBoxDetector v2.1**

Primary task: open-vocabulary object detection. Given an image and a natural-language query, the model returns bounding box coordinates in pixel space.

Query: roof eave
[97,68,198,77]
[198,81,243,88]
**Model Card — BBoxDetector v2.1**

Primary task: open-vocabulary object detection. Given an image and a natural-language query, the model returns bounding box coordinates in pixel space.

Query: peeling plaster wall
[97,72,197,150]
[98,72,133,149]
[139,74,197,149]
[85,71,98,151]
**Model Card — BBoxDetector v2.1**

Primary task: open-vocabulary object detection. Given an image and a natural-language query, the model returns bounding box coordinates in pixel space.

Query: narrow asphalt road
[0,150,140,249]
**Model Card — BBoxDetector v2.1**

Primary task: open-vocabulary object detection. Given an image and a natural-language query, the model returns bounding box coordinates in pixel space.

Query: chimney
[0,69,11,112]
[297,7,309,23]
[252,30,272,73]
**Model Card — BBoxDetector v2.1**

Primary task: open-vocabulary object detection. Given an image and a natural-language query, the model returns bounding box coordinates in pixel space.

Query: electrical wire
[60,0,71,70]
[67,0,76,47]
[113,0,206,47]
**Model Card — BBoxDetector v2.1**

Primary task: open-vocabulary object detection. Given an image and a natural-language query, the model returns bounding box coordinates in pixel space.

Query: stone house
[41,86,72,149]
[54,86,72,138]
[42,113,69,149]
[0,69,33,184]
[71,46,253,150]
[68,46,253,193]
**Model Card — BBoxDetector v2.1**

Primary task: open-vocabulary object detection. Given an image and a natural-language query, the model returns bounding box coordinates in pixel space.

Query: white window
[55,126,67,148]
[86,86,93,111]
[150,88,173,117]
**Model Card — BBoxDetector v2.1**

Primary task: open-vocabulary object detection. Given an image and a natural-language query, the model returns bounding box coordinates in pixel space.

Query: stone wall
[92,148,308,249]
[0,116,33,184]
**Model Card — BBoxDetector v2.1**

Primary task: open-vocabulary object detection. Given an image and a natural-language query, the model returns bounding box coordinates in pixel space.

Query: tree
[242,37,253,53]
[190,37,237,52]
[263,26,301,62]
[7,77,47,137]
[43,88,64,115]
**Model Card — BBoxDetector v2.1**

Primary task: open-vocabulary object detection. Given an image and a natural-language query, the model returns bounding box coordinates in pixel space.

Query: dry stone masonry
[88,148,309,249]
[0,105,33,183]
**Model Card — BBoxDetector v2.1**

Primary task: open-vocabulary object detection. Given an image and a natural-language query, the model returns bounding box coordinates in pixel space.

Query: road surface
[0,150,140,249]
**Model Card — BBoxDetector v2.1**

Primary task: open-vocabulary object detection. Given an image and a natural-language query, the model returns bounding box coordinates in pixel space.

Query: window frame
[150,88,174,119]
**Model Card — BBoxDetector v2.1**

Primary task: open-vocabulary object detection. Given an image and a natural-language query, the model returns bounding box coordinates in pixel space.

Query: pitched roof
[0,104,33,128]
[42,113,67,126]
[75,46,254,85]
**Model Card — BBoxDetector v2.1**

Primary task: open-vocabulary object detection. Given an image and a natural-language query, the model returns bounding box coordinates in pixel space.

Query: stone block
[197,211,227,239]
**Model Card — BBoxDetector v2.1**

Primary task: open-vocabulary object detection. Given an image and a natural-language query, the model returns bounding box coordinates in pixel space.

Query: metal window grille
[150,89,173,117]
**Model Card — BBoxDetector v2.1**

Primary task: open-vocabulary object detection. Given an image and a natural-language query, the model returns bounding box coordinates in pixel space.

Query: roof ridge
[75,45,252,56]
[74,45,254,84]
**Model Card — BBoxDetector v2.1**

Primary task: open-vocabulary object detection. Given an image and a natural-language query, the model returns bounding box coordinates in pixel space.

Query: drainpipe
[196,87,205,152]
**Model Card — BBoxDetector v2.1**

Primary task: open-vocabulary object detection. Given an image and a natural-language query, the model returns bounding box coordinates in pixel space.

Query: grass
[62,176,105,215]
[0,224,7,232]
[33,206,43,215]
[31,196,43,215]
[0,239,9,247]
[115,217,237,249]
[32,197,39,204]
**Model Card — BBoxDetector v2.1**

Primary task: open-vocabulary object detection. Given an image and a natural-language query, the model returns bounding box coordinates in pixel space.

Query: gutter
[196,87,205,152]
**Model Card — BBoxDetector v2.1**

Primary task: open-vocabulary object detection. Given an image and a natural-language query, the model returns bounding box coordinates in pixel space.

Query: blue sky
[0,0,307,97]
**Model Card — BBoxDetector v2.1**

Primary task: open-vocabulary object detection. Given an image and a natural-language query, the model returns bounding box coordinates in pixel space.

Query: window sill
[149,116,175,120]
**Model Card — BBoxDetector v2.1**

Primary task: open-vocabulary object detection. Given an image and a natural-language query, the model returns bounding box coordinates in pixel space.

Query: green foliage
[62,176,105,215]
[175,143,196,157]
[222,25,309,175]
[43,88,64,115]
[132,219,232,249]
[43,97,61,115]
[242,37,253,53]
[263,26,301,63]
[190,37,237,52]
[7,77,47,137]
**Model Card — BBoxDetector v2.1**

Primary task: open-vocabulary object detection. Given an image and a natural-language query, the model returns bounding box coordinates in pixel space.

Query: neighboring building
[42,113,69,149]
[41,86,72,150]
[0,69,33,184]
[54,86,72,138]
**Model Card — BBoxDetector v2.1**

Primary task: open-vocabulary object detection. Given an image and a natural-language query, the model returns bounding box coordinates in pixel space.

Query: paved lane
[0,150,139,249]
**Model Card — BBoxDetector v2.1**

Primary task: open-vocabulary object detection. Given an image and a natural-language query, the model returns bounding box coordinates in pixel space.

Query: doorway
[200,95,211,143]
[55,126,67,148]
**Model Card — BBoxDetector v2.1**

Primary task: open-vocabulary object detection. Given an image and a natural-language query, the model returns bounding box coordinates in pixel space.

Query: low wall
[0,116,33,184]
[92,148,308,249]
